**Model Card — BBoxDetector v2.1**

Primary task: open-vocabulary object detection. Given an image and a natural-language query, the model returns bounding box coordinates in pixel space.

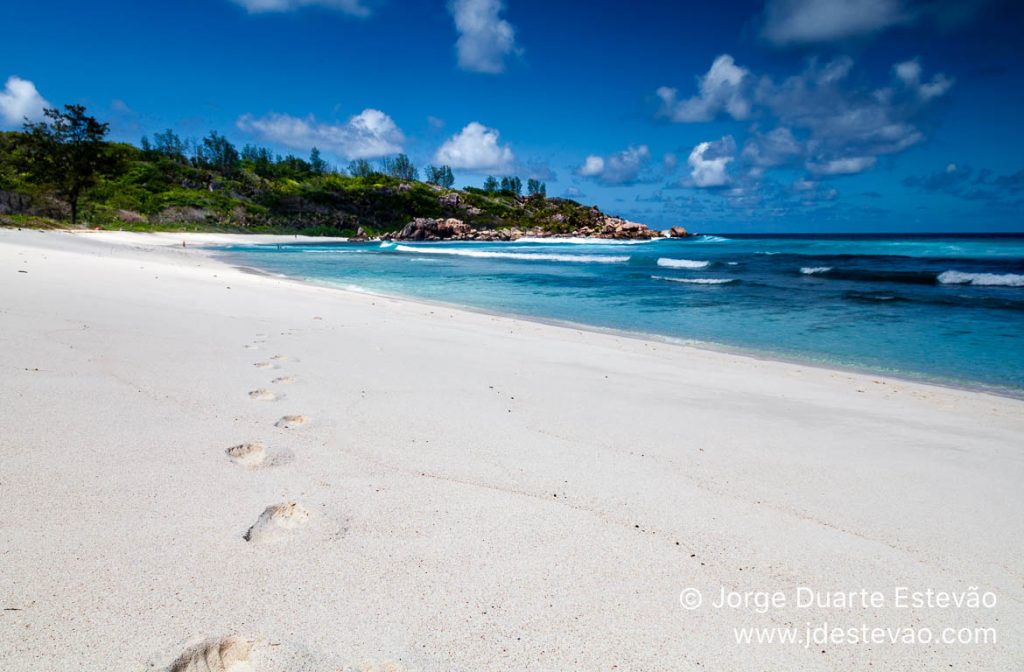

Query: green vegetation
[0,104,616,237]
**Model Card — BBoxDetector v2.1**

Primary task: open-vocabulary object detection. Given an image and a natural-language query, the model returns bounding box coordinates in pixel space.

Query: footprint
[253,362,274,369]
[169,636,253,672]
[271,376,296,384]
[244,502,310,543]
[269,354,287,361]
[243,344,258,350]
[225,442,266,467]
[248,388,277,401]
[341,663,407,672]
[225,442,293,468]
[275,415,307,429]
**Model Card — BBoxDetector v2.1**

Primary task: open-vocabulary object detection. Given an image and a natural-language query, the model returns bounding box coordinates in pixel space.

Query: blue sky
[2,0,1023,232]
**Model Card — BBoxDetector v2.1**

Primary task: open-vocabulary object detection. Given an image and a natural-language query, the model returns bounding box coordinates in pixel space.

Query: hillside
[0,131,684,239]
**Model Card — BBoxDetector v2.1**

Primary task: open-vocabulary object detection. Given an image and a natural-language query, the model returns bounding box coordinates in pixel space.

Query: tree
[309,146,328,175]
[195,131,239,175]
[509,176,522,195]
[241,144,275,178]
[348,159,373,177]
[380,153,417,180]
[483,175,499,192]
[151,129,188,162]
[21,104,113,225]
[424,164,454,188]
[527,178,546,197]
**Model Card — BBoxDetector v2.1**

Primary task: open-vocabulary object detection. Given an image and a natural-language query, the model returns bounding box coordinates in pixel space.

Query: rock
[668,225,690,238]
[353,226,368,240]
[439,193,462,209]
[0,191,31,215]
[113,209,146,224]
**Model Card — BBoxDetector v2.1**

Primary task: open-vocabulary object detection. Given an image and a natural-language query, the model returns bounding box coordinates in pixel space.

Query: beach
[1,228,1022,670]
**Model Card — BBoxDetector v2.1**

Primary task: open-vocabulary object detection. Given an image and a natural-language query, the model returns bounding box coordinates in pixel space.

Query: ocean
[219,234,1024,394]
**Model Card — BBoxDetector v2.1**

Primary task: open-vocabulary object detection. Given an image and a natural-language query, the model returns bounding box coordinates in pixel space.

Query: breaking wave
[800,266,833,275]
[938,271,1024,287]
[390,244,630,264]
[651,275,735,285]
[657,258,710,269]
[512,236,653,245]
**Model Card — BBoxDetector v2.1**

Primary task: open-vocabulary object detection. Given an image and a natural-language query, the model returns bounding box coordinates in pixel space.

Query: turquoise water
[219,234,1024,393]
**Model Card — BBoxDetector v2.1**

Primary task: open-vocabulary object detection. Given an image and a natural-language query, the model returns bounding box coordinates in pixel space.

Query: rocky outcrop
[662,226,690,238]
[384,215,686,242]
[0,190,31,215]
[385,217,475,241]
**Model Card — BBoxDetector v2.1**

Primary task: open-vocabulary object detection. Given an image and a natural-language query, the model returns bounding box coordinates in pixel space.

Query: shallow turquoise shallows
[219,234,1024,394]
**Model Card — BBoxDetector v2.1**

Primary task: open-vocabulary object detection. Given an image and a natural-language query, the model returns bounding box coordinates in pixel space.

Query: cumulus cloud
[741,127,803,174]
[894,59,954,100]
[688,136,736,188]
[660,54,951,183]
[806,156,877,175]
[449,0,521,74]
[757,56,951,175]
[575,145,652,185]
[229,0,371,15]
[761,0,912,45]
[760,0,992,46]
[0,76,49,126]
[434,121,515,172]
[236,109,404,159]
[655,55,752,122]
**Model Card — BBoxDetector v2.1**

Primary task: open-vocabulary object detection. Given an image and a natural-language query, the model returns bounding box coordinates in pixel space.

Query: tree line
[7,103,548,225]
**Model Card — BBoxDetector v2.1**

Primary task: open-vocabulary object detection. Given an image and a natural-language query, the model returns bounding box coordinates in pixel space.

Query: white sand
[1,229,1022,671]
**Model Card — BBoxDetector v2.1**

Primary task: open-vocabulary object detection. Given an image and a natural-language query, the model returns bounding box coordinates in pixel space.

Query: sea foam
[512,236,653,245]
[657,258,710,269]
[800,266,833,275]
[937,271,1024,287]
[391,245,629,264]
[652,275,734,285]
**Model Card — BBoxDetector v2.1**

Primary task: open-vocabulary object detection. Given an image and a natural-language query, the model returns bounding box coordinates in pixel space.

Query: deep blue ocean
[219,234,1024,394]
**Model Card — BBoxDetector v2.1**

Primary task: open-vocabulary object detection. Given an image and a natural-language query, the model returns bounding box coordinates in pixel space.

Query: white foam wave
[800,266,833,275]
[512,236,653,245]
[695,235,729,242]
[651,275,734,285]
[391,245,629,264]
[657,258,710,269]
[937,271,1024,287]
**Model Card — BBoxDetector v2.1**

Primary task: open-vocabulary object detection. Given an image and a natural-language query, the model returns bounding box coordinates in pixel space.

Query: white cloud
[236,109,404,160]
[894,59,954,100]
[657,54,952,184]
[434,121,515,172]
[761,0,912,45]
[655,55,751,123]
[577,155,605,177]
[756,56,950,175]
[0,76,49,126]
[229,0,371,15]
[741,127,803,174]
[688,136,736,188]
[761,0,990,46]
[807,156,877,175]
[575,145,651,185]
[449,0,520,74]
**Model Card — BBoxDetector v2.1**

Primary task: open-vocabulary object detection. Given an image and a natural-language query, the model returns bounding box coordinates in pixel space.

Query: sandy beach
[1,228,1022,671]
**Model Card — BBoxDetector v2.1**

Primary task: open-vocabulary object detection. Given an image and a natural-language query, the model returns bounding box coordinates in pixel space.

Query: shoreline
[59,228,1022,399]
[3,228,1023,670]
[190,235,1024,402]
